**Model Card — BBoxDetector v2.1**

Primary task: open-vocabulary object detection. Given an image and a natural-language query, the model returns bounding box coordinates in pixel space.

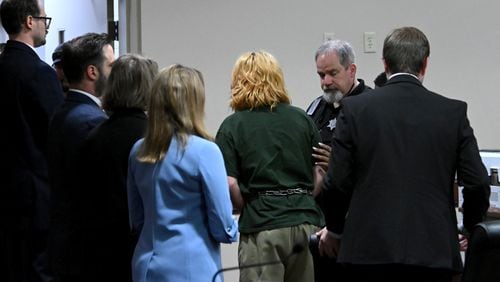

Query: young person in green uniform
[216,51,324,282]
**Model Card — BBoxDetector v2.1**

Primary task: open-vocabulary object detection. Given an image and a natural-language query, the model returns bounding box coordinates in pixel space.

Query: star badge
[327,119,336,130]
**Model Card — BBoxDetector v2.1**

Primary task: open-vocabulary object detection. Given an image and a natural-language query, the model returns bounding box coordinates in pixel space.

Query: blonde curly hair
[230,51,290,111]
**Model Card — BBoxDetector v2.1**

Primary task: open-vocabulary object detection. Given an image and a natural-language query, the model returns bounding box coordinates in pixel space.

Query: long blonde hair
[137,64,211,163]
[230,51,290,111]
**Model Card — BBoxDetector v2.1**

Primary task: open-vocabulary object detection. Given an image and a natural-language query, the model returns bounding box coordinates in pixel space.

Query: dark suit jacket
[322,74,490,272]
[47,91,107,276]
[0,40,64,280]
[78,108,147,281]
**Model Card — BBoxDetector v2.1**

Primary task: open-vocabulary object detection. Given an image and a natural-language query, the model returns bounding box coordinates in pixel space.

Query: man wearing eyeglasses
[0,1,63,281]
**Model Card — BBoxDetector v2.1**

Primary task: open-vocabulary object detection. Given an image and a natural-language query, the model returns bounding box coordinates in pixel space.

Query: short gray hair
[315,39,356,69]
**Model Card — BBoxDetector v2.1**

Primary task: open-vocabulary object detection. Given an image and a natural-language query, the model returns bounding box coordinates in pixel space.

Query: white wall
[43,0,107,64]
[138,0,500,150]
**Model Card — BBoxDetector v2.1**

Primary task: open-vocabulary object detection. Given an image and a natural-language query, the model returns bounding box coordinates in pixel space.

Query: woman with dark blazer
[78,54,158,281]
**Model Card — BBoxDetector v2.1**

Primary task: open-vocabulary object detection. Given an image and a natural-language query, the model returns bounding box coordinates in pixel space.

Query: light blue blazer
[127,136,238,282]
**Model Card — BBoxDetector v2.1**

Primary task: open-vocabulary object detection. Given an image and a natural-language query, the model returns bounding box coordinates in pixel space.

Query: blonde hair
[230,51,290,111]
[137,64,211,163]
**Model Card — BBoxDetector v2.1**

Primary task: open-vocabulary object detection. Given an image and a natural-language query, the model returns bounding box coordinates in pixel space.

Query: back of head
[102,54,158,112]
[230,51,289,111]
[138,64,209,163]
[382,26,430,76]
[61,32,111,84]
[0,0,40,35]
[315,39,356,69]
[373,72,387,88]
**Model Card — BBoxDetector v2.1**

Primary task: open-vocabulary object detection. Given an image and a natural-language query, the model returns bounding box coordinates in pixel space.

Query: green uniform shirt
[216,103,324,233]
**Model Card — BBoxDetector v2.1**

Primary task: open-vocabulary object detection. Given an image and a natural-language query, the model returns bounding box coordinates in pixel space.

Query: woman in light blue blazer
[127,64,238,282]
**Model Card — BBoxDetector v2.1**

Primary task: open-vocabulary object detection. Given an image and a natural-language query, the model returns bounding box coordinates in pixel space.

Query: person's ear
[25,15,34,30]
[349,63,357,78]
[419,57,428,77]
[383,59,390,75]
[86,65,99,81]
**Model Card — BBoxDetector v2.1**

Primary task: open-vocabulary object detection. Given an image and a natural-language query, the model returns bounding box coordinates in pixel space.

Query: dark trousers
[53,274,85,282]
[313,255,346,282]
[0,227,52,282]
[341,264,454,282]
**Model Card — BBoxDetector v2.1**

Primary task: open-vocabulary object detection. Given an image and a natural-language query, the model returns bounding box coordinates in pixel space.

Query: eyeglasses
[33,16,52,29]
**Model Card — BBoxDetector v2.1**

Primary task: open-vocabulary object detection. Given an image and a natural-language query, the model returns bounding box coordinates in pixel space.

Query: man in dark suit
[0,1,64,281]
[47,32,114,282]
[317,26,491,282]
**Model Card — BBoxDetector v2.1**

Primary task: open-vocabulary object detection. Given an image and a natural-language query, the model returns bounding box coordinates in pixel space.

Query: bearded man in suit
[47,32,115,282]
[0,1,64,281]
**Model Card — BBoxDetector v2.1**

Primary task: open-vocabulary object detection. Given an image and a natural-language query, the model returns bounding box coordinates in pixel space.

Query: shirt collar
[69,88,102,107]
[388,72,420,81]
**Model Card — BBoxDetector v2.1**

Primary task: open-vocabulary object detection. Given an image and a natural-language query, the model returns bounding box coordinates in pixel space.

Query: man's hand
[313,165,326,196]
[228,176,244,212]
[312,142,332,170]
[316,227,340,258]
[459,234,468,252]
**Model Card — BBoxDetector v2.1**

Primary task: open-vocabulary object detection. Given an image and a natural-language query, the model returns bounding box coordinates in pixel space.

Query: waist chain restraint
[257,187,312,196]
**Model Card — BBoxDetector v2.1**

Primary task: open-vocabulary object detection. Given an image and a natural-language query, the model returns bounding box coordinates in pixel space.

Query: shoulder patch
[306,97,322,115]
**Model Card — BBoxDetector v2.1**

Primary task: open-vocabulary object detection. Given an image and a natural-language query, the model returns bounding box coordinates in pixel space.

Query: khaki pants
[239,224,318,282]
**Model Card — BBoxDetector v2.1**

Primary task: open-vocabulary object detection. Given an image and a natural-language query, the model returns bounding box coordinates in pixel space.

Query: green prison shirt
[215,103,325,233]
